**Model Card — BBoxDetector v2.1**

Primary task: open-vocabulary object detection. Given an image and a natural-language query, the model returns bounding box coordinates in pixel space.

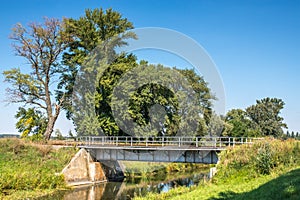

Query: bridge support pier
[62,149,107,185]
[99,161,125,181]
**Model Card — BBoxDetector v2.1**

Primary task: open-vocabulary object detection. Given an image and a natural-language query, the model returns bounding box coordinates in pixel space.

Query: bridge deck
[77,136,261,164]
[81,145,226,151]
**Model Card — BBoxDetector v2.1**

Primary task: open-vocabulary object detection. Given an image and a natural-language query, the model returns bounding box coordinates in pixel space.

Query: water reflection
[39,172,208,200]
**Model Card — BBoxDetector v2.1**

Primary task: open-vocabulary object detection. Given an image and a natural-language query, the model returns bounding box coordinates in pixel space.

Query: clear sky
[0,0,299,134]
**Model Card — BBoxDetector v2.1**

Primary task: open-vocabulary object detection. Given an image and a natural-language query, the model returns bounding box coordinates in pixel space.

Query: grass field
[0,138,77,199]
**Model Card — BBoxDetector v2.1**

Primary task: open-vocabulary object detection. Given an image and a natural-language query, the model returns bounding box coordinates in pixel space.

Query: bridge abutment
[62,149,107,185]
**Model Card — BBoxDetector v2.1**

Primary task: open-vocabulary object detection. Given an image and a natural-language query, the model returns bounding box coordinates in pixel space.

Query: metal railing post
[214,137,217,148]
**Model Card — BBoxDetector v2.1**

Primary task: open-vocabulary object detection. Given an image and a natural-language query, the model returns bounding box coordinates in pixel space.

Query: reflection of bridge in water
[78,136,259,164]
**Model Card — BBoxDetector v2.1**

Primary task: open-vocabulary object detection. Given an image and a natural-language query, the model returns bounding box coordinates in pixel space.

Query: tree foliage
[3,8,218,138]
[246,97,287,137]
[224,109,259,137]
[58,8,135,119]
[225,98,287,137]
[111,64,214,137]
[61,8,216,137]
[15,107,47,139]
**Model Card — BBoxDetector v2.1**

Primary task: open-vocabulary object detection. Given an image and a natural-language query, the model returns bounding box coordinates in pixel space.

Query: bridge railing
[76,136,263,148]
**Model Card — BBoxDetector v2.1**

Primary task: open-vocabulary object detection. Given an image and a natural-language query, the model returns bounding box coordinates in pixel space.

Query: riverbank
[0,138,77,200]
[135,138,300,200]
[0,138,209,199]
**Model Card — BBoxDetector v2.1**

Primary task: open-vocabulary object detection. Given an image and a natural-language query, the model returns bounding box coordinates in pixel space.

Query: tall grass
[134,138,300,200]
[0,138,77,198]
[215,138,300,183]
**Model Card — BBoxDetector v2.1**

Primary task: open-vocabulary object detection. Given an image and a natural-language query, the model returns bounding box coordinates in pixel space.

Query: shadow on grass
[210,168,300,200]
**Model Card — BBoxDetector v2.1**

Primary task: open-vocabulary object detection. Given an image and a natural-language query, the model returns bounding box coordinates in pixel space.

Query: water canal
[39,167,209,200]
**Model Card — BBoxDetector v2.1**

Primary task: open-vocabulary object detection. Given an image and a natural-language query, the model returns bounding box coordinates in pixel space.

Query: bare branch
[4,17,70,139]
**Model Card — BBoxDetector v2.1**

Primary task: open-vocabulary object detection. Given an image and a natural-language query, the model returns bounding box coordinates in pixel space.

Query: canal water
[39,170,209,200]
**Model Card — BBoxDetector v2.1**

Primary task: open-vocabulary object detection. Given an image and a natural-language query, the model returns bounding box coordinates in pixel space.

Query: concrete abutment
[62,149,125,185]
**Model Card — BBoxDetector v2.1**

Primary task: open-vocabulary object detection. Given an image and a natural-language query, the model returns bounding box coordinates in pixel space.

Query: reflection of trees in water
[125,167,168,184]
[115,173,208,199]
[101,182,123,200]
[38,172,208,200]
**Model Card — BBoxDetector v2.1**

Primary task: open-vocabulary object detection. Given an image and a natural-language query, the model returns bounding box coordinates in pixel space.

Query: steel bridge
[78,136,259,164]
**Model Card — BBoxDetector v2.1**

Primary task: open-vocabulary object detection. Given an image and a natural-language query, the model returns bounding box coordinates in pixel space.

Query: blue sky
[0,0,299,134]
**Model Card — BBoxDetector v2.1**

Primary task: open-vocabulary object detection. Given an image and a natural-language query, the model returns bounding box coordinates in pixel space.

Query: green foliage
[207,112,225,136]
[94,54,138,135]
[135,168,300,200]
[60,7,214,137]
[284,131,300,140]
[122,161,208,186]
[59,8,135,120]
[15,107,47,139]
[255,143,273,174]
[174,68,214,125]
[225,98,287,137]
[111,64,213,137]
[0,139,77,196]
[246,97,287,137]
[224,109,259,137]
[216,139,300,181]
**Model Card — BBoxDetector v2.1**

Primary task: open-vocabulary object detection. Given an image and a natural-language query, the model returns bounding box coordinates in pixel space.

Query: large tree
[59,8,136,135]
[224,98,287,137]
[3,18,71,140]
[246,97,287,137]
[58,8,135,119]
[59,8,215,137]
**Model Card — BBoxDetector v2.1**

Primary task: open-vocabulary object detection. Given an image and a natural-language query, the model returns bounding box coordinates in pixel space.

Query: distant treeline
[0,134,20,138]
[284,131,300,140]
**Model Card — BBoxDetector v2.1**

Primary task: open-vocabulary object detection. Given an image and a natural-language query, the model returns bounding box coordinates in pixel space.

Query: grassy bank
[122,161,209,178]
[0,138,77,199]
[134,139,300,200]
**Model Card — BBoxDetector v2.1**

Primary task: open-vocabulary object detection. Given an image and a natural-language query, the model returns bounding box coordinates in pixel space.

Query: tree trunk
[44,104,61,140]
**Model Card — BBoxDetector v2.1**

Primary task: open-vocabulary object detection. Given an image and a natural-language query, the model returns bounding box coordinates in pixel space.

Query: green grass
[0,138,77,199]
[134,139,300,200]
[121,161,209,183]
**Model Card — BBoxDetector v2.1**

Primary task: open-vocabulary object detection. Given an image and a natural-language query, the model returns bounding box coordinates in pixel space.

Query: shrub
[255,143,273,174]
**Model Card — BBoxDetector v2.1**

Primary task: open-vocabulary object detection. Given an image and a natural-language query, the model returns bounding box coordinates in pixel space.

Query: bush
[255,143,273,174]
